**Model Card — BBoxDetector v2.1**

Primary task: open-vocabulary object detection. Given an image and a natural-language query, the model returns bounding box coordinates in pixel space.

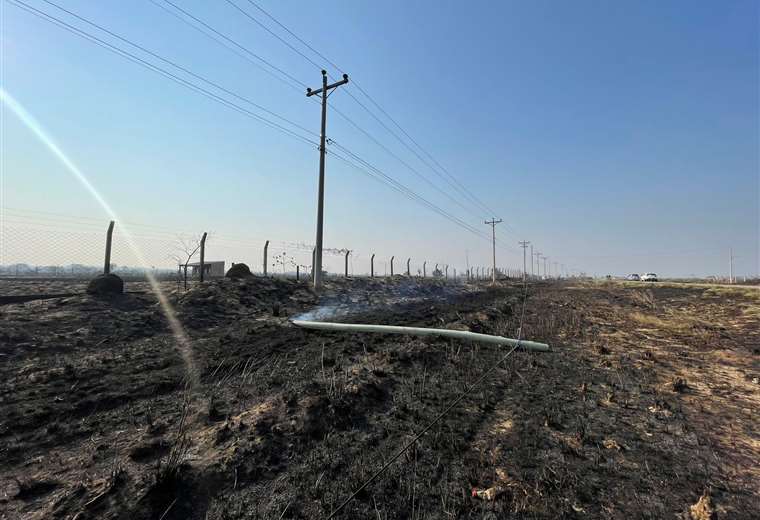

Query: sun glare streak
[1,87,199,386]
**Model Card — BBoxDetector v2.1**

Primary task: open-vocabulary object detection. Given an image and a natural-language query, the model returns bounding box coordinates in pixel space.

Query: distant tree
[170,235,203,290]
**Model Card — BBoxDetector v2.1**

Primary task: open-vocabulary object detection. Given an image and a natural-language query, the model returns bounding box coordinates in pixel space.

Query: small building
[187,261,225,278]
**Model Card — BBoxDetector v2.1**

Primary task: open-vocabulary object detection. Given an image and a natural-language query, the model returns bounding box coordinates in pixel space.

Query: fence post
[390,256,394,277]
[296,265,300,281]
[445,265,449,279]
[453,268,456,281]
[345,250,350,277]
[263,240,269,276]
[423,261,426,278]
[406,258,411,276]
[199,232,207,282]
[371,253,375,278]
[312,247,316,279]
[103,220,114,274]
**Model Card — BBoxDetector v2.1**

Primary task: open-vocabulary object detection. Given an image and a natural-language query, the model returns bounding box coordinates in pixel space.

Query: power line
[39,0,316,138]
[8,0,319,148]
[157,0,309,90]
[11,0,517,254]
[244,0,500,222]
[226,0,502,225]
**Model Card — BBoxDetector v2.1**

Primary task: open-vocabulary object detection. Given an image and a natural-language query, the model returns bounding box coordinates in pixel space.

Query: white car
[626,274,641,281]
[641,273,658,282]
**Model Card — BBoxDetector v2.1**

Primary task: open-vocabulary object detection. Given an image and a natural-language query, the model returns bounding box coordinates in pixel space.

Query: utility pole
[306,70,349,290]
[535,252,542,278]
[518,241,530,281]
[485,218,503,285]
[544,256,548,278]
[729,248,734,284]
[530,244,534,278]
[553,261,558,279]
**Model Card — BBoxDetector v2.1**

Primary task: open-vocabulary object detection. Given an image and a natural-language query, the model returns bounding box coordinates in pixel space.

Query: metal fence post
[199,232,207,282]
[103,220,114,274]
[423,261,426,278]
[445,265,449,279]
[345,250,350,277]
[406,258,411,276]
[312,247,316,279]
[390,256,394,277]
[371,253,375,278]
[296,265,300,281]
[263,240,269,276]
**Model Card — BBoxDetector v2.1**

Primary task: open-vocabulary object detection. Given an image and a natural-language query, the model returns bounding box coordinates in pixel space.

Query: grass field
[1,277,758,519]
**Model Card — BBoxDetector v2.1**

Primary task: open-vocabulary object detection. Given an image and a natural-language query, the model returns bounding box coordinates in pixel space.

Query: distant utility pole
[519,241,530,280]
[553,261,558,279]
[543,256,548,278]
[530,244,534,278]
[485,218,503,284]
[535,251,542,278]
[729,248,734,284]
[306,69,349,290]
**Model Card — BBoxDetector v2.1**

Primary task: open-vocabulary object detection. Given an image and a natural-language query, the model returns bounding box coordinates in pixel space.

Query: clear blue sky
[1,0,758,277]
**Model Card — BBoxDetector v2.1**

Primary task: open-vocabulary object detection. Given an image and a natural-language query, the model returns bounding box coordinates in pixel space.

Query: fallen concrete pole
[291,320,550,352]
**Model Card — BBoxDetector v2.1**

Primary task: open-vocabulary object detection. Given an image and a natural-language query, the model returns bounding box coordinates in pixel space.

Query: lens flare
[1,87,199,386]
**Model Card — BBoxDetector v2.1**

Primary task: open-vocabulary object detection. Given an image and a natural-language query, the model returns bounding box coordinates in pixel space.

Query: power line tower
[307,69,349,290]
[485,218,503,285]
[518,241,530,280]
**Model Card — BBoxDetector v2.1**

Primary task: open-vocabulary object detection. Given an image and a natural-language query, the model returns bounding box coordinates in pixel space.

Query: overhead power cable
[242,0,502,221]
[8,0,319,147]
[10,0,514,252]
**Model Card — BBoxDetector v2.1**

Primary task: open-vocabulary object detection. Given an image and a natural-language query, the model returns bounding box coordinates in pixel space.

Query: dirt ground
[1,276,758,519]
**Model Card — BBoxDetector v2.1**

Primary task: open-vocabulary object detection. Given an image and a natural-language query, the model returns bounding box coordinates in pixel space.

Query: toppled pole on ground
[291,320,550,352]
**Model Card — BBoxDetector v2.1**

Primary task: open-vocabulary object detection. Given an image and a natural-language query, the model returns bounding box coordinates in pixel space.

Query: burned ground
[0,277,758,519]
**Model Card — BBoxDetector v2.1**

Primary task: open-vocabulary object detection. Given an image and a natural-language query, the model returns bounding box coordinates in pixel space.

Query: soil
[0,277,758,519]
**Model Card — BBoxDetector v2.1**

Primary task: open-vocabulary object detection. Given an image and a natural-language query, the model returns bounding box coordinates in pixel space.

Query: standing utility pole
[729,248,734,284]
[535,252,542,278]
[530,244,534,278]
[519,241,530,280]
[485,218,503,284]
[307,70,349,290]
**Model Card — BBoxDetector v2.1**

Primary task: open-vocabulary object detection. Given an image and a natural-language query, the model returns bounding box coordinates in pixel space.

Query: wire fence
[0,212,524,283]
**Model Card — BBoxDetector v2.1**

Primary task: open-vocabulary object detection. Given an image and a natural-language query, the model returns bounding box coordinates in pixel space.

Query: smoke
[291,278,469,322]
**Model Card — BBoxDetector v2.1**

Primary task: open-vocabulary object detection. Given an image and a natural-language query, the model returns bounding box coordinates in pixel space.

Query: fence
[0,212,529,284]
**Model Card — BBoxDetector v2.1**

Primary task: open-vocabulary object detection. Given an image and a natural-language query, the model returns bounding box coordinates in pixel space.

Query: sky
[1,0,758,277]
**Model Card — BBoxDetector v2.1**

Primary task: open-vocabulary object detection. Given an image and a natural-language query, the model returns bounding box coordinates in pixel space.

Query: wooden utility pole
[519,240,530,280]
[485,218,503,285]
[306,70,349,290]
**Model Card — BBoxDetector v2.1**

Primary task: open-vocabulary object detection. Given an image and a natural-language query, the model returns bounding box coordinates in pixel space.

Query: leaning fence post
[453,268,457,281]
[423,261,426,278]
[445,265,449,279]
[263,240,269,276]
[406,258,411,276]
[390,256,394,277]
[199,232,207,282]
[103,220,114,274]
[345,250,350,277]
[371,253,375,278]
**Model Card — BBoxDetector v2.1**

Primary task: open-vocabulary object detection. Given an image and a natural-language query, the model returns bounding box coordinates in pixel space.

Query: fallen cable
[290,320,550,352]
